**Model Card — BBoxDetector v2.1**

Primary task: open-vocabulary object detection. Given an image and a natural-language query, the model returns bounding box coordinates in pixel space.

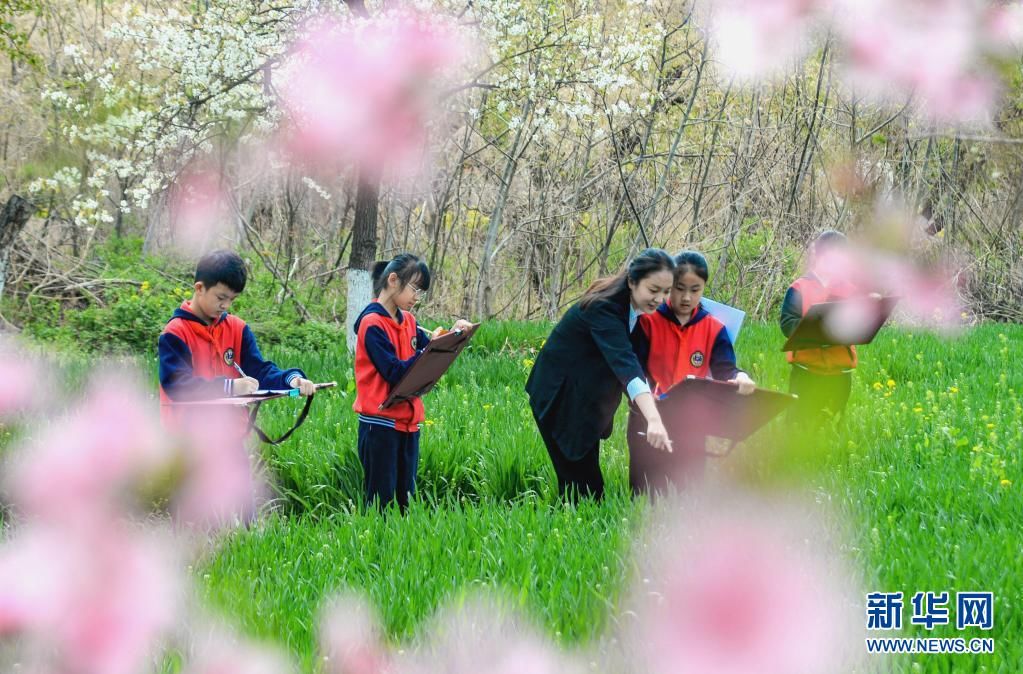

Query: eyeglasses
[409,283,426,298]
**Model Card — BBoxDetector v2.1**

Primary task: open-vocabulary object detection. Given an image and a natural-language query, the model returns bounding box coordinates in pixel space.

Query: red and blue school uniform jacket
[158,301,304,426]
[780,273,858,374]
[633,300,742,397]
[352,301,432,433]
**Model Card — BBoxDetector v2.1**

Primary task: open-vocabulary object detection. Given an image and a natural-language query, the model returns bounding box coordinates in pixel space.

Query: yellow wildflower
[887,379,896,389]
[1000,479,1012,488]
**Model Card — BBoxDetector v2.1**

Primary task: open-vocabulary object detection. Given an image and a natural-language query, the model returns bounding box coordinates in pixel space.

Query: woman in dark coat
[525,249,675,500]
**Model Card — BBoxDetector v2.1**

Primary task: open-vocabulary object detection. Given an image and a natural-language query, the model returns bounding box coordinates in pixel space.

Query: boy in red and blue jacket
[158,250,315,431]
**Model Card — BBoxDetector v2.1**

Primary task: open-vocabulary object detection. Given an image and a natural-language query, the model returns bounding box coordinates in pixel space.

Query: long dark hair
[371,253,431,296]
[580,248,675,309]
[673,250,710,283]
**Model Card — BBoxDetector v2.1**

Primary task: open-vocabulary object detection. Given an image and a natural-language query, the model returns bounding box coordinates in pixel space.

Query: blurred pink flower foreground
[706,0,821,81]
[624,495,863,674]
[167,164,235,255]
[278,11,469,175]
[0,341,51,418]
[0,370,267,673]
[836,0,1003,124]
[704,0,1023,124]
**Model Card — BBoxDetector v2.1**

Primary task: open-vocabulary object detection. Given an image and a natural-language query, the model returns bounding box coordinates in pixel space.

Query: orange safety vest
[786,276,858,374]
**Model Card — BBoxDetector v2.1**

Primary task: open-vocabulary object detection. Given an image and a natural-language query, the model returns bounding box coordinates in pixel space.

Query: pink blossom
[834,0,998,124]
[822,293,886,344]
[807,205,964,330]
[398,596,580,674]
[319,595,391,674]
[0,526,70,635]
[985,2,1023,51]
[0,522,182,674]
[0,342,51,418]
[5,373,171,527]
[705,0,823,81]
[184,633,295,674]
[623,495,863,674]
[167,164,235,255]
[170,405,267,531]
[277,11,469,176]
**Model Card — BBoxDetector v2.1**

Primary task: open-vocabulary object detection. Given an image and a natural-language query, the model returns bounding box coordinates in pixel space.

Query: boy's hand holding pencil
[231,361,259,396]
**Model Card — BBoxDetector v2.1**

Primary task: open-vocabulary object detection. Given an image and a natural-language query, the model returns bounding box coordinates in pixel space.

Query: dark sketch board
[782,296,899,352]
[380,324,481,409]
[655,376,796,443]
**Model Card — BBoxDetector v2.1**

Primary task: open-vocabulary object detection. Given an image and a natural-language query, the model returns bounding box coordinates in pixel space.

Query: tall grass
[227,321,1021,673]
[7,320,1021,672]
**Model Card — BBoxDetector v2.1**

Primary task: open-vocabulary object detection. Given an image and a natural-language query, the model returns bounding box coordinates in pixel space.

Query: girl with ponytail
[629,250,756,494]
[351,253,471,510]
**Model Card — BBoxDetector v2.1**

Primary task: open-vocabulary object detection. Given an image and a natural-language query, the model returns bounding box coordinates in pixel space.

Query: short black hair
[371,253,431,296]
[812,229,847,255]
[673,250,710,283]
[195,249,247,293]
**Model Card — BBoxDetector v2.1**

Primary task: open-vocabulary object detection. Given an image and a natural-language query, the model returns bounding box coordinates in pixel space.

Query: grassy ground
[190,320,1022,673]
[7,320,1022,672]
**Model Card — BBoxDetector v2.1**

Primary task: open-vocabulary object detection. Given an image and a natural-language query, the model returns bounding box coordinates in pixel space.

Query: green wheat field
[8,321,1023,673]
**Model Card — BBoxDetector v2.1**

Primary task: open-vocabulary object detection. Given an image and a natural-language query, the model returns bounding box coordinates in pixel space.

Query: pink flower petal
[6,373,171,527]
[167,164,235,255]
[319,595,391,674]
[2,522,183,674]
[277,11,469,176]
[706,0,822,81]
[171,405,267,531]
[624,495,864,674]
[0,342,51,418]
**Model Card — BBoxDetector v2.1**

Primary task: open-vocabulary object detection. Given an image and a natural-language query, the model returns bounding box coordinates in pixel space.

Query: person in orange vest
[158,250,316,433]
[629,251,755,494]
[780,230,858,422]
[352,253,472,511]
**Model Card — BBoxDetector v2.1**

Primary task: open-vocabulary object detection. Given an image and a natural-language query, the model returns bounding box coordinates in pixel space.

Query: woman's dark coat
[525,285,646,461]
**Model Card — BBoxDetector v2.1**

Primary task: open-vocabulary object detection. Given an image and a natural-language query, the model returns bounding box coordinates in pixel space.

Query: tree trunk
[346,172,380,352]
[0,195,33,302]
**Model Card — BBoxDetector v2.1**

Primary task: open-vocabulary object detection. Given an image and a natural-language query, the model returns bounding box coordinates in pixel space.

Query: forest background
[2,0,1022,348]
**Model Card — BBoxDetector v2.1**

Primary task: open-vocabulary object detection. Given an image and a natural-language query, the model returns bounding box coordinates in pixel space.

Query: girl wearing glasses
[352,253,470,510]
